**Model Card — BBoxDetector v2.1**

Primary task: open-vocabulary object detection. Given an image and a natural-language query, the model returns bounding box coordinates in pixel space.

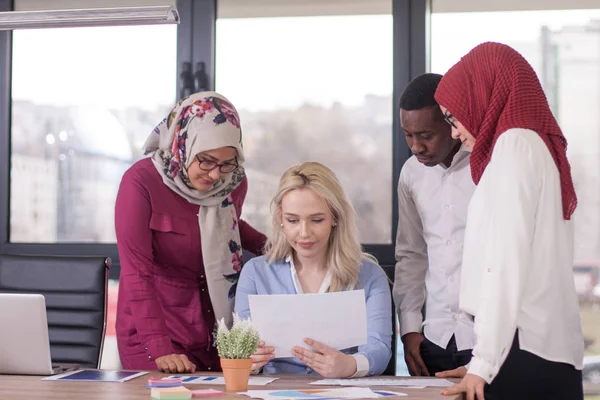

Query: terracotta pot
[220,358,253,392]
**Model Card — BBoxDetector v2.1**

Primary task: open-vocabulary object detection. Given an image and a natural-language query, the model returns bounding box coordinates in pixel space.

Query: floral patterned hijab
[143,91,245,327]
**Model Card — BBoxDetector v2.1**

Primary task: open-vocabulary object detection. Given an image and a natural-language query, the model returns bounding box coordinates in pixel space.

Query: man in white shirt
[393,73,476,376]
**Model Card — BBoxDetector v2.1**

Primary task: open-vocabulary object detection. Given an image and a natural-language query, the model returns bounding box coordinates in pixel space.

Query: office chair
[382,265,397,375]
[0,254,111,368]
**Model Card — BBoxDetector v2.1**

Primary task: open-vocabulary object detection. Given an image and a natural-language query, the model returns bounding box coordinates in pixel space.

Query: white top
[288,255,333,295]
[393,146,477,351]
[461,128,584,383]
[287,255,370,377]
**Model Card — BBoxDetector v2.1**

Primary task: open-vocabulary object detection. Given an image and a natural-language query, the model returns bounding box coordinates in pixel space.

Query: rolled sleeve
[144,336,176,361]
[350,354,370,378]
[399,311,424,337]
[393,171,428,337]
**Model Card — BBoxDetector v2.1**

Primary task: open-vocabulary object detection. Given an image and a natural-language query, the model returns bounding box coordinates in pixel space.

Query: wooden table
[0,371,463,400]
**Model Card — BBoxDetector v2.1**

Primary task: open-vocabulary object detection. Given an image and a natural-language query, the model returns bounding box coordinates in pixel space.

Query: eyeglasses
[443,111,458,129]
[195,155,238,173]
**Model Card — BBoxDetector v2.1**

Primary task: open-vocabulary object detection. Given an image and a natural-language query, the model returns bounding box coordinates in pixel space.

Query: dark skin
[401,105,461,168]
[399,104,461,377]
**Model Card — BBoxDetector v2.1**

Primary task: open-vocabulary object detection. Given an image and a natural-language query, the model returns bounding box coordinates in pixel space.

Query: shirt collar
[285,254,332,294]
[436,144,471,171]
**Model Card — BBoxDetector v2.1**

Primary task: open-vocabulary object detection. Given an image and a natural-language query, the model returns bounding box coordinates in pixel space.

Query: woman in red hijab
[433,42,583,400]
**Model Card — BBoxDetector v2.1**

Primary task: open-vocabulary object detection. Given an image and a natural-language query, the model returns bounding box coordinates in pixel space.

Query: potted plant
[216,313,260,392]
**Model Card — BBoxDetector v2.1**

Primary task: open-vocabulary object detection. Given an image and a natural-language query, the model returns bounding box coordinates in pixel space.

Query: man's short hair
[399,73,443,111]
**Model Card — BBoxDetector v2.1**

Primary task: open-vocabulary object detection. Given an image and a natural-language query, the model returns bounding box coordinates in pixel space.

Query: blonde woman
[234,162,392,378]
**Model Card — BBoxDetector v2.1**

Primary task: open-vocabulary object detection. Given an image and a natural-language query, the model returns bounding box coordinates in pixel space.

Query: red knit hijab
[434,42,577,220]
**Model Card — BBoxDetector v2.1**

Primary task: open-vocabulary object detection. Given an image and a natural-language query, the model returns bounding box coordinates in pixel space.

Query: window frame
[365,0,429,265]
[0,0,430,275]
[0,0,217,280]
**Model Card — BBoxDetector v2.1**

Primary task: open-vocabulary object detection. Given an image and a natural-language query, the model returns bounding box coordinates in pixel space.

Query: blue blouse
[234,255,393,376]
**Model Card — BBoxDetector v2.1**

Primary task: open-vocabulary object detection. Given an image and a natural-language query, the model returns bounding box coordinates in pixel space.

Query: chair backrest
[381,265,397,375]
[0,254,111,368]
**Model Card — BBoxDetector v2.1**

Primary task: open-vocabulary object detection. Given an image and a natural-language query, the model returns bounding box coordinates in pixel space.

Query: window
[431,7,600,390]
[3,0,208,374]
[10,24,177,243]
[215,10,393,244]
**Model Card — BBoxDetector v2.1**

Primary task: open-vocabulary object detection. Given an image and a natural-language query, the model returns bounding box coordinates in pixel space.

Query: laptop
[0,293,79,375]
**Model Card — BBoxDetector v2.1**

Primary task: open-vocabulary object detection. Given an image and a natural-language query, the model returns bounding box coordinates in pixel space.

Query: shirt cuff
[144,336,175,361]
[399,311,423,337]
[350,354,370,377]
[467,356,500,384]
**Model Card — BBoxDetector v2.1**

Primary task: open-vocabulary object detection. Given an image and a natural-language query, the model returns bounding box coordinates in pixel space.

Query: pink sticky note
[191,389,225,397]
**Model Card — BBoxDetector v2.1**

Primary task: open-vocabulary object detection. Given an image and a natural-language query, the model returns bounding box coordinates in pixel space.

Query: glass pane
[10,25,177,243]
[432,9,600,393]
[215,14,393,244]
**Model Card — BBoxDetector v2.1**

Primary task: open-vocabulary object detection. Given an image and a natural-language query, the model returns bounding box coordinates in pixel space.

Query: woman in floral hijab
[115,92,267,373]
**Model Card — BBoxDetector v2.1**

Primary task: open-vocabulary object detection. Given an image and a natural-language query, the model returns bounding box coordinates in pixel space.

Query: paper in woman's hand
[248,290,367,358]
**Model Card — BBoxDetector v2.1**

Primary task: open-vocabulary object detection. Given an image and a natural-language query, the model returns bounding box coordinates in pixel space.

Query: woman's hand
[154,354,196,373]
[292,338,357,378]
[441,373,486,400]
[251,341,275,372]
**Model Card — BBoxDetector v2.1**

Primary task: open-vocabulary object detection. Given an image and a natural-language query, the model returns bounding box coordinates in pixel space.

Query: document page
[248,290,367,358]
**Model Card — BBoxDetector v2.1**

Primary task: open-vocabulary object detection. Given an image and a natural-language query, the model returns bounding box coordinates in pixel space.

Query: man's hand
[402,332,429,376]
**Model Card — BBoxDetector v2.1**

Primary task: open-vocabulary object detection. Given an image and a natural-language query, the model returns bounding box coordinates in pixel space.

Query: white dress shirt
[461,128,584,383]
[393,146,477,351]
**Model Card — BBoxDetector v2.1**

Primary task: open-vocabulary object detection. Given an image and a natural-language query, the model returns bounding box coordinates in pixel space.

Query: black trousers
[420,335,472,375]
[484,333,583,400]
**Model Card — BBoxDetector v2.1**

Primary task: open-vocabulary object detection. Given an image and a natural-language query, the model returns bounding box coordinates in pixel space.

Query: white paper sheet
[248,290,367,358]
[240,387,379,400]
[310,378,453,388]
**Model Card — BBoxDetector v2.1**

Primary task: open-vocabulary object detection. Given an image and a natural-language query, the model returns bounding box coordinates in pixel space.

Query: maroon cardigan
[115,158,266,371]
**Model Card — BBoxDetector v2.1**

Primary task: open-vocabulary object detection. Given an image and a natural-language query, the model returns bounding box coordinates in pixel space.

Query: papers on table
[240,387,380,400]
[42,369,148,382]
[148,379,226,397]
[372,390,407,397]
[310,378,453,388]
[248,290,367,358]
[148,378,183,388]
[166,375,278,385]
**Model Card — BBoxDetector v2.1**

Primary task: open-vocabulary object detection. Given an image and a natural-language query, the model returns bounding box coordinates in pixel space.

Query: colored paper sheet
[166,375,278,385]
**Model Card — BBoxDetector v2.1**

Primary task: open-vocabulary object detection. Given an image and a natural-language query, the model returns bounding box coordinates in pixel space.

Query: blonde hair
[264,161,376,292]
